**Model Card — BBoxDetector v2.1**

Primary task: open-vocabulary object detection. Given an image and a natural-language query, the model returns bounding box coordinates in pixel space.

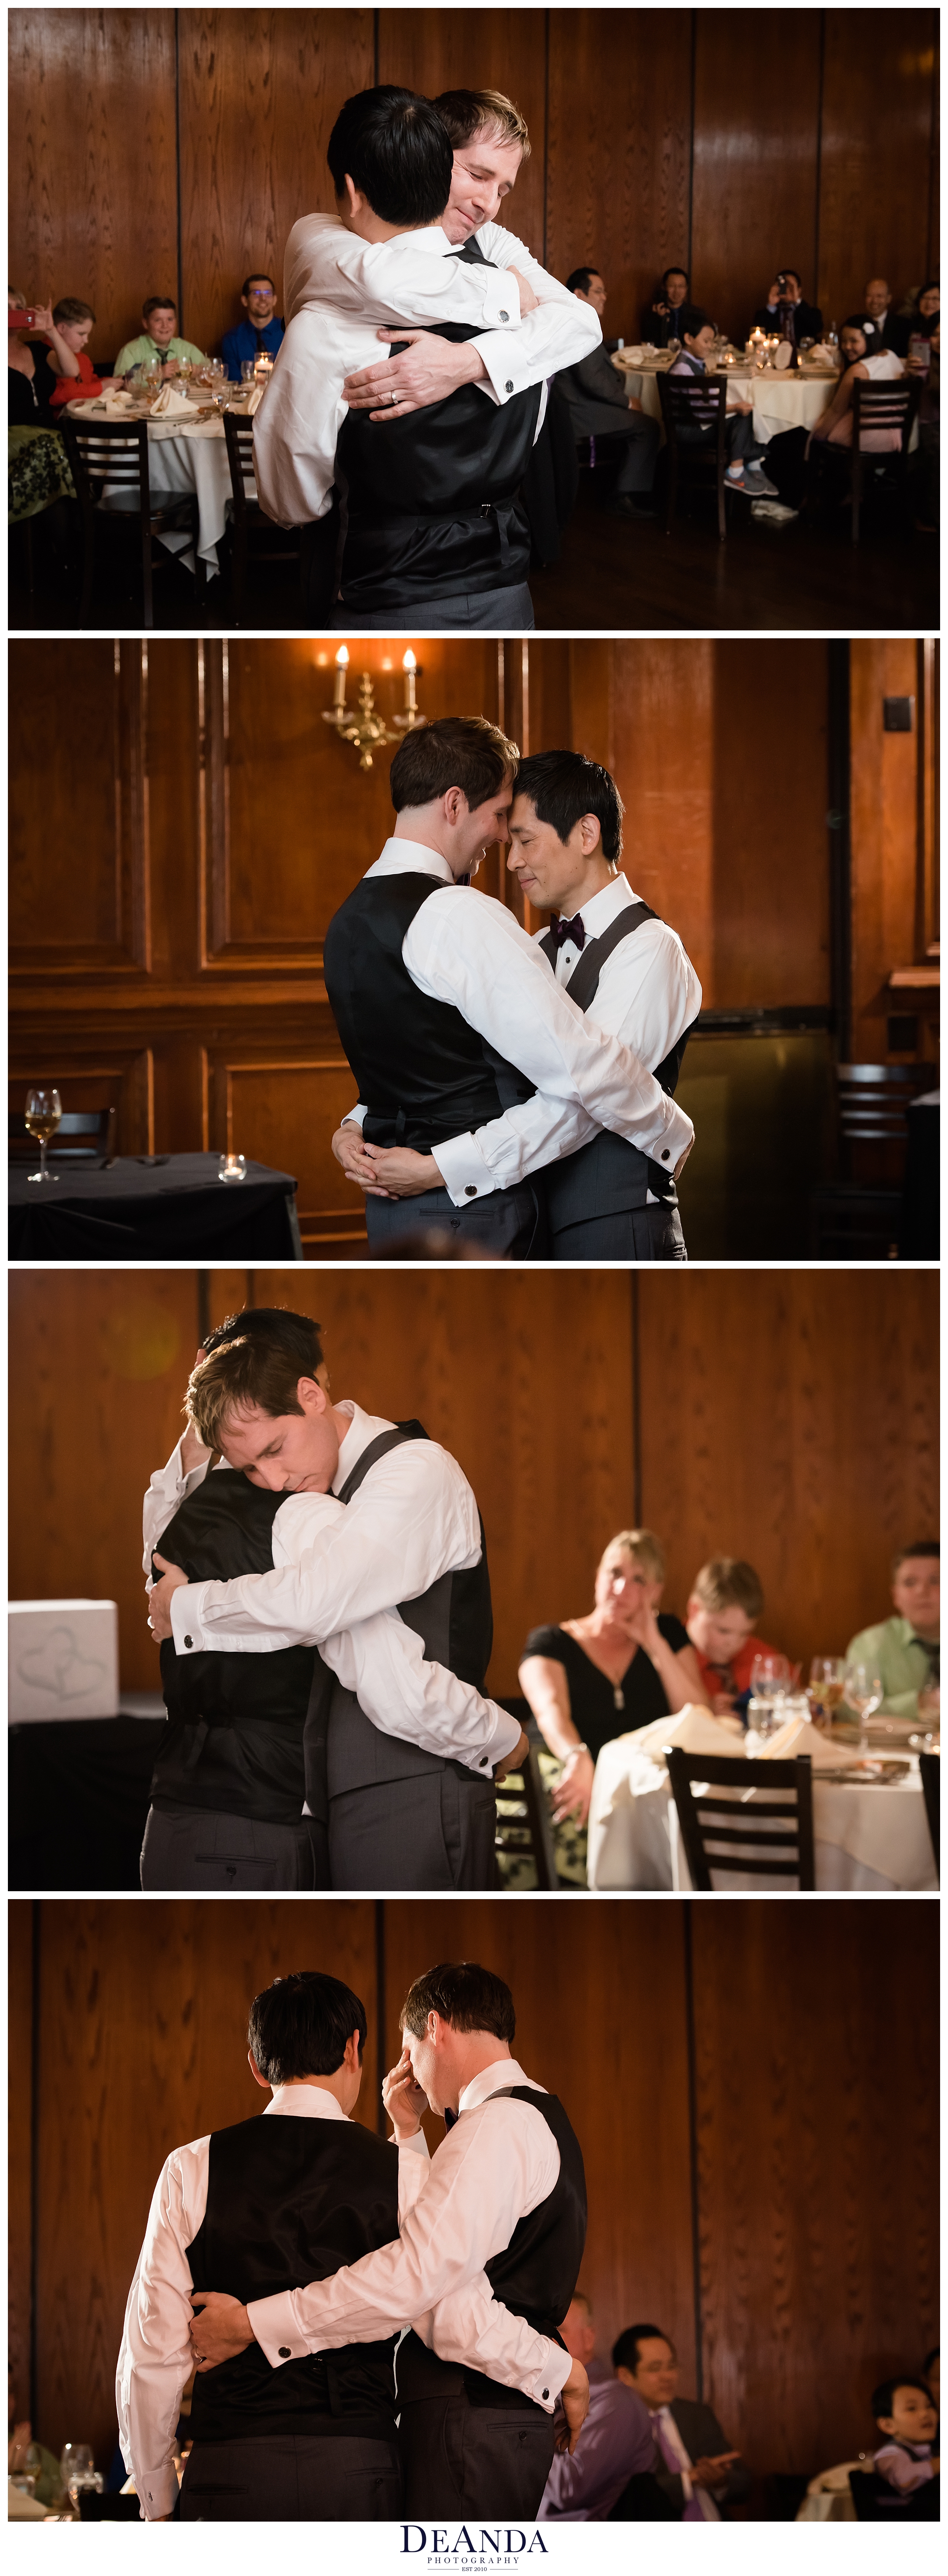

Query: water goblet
[842,1663,884,1749]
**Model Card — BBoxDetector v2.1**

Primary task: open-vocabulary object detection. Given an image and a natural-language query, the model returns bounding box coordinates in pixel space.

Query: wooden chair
[849,2469,940,2522]
[919,1749,940,1879]
[59,414,206,626]
[9,1106,117,1164]
[224,409,301,622]
[811,1063,930,1257]
[847,377,922,539]
[657,372,731,540]
[666,1748,816,1890]
[493,1704,559,1891]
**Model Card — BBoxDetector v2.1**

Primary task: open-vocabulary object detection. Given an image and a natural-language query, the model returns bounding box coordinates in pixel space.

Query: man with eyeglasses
[222,274,285,382]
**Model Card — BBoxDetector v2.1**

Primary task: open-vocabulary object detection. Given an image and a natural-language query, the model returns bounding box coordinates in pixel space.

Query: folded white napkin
[756,1714,850,1768]
[807,343,835,367]
[620,1703,742,1768]
[150,385,199,417]
[244,384,263,416]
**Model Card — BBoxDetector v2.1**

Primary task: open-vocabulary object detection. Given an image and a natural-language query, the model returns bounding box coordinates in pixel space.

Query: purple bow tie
[551,912,586,950]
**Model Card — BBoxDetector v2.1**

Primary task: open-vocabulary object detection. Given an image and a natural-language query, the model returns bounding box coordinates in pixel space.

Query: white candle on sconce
[333,644,349,711]
[402,647,417,716]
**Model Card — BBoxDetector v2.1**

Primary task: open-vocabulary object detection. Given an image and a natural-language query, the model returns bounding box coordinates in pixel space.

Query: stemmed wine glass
[808,1656,846,1728]
[59,2444,95,2511]
[25,1086,61,1183]
[842,1662,884,1748]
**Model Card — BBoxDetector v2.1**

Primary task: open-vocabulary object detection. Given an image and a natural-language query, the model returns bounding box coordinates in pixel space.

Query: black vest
[539,903,696,1228]
[150,1471,318,1825]
[188,2114,399,2444]
[323,872,536,1155]
[396,2086,587,2413]
[303,1421,494,1820]
[334,233,541,609]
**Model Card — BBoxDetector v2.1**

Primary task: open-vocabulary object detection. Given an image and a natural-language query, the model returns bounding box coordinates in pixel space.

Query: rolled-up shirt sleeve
[116,2141,208,2521]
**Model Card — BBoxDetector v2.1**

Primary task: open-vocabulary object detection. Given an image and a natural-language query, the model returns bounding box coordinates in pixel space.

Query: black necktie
[911,1639,940,1680]
[551,912,586,951]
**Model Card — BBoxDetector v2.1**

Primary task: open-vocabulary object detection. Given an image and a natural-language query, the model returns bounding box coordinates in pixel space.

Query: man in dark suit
[752,269,823,343]
[555,266,659,517]
[863,278,909,356]
[613,2323,752,2520]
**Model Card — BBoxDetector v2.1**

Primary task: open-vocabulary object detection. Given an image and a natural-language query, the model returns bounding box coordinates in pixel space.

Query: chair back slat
[9,1106,116,1161]
[919,1749,940,1877]
[59,415,151,505]
[666,1748,816,1890]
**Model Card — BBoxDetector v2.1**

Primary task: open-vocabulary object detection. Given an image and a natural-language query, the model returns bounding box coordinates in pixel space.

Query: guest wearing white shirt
[327,717,694,1254]
[118,1968,572,2521]
[809,315,906,455]
[508,748,700,1258]
[145,1308,527,1891]
[613,2324,751,2520]
[186,1962,590,2518]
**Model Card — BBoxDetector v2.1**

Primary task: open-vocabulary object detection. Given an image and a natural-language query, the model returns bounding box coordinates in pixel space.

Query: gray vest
[540,903,695,1231]
[303,1424,493,1819]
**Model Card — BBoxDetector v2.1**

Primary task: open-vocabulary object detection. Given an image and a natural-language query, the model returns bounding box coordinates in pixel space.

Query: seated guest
[845,1539,939,1718]
[752,267,823,343]
[685,1556,784,1717]
[863,277,904,354]
[871,2376,939,2495]
[7,289,60,424]
[898,279,940,357]
[520,1529,705,1876]
[909,319,939,531]
[45,296,123,405]
[221,272,286,380]
[670,307,778,496]
[644,266,690,347]
[557,268,659,517]
[808,315,906,456]
[113,295,204,380]
[540,2292,669,2521]
[613,2323,751,2519]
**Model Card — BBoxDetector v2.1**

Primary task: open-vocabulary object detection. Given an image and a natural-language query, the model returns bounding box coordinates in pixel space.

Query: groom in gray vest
[507,749,701,1258]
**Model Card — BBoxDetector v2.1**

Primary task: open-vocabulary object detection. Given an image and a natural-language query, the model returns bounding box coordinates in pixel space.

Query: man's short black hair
[680,304,712,339]
[202,1306,324,1375]
[248,1971,368,2082]
[566,266,602,296]
[841,313,873,338]
[871,2375,934,2420]
[778,268,802,288]
[662,265,689,287]
[400,1961,516,2042]
[242,273,276,298]
[612,2323,674,2374]
[327,86,453,226]
[513,748,624,866]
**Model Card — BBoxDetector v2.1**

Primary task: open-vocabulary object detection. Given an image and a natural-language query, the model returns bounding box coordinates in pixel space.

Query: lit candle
[402,647,417,715]
[333,645,349,711]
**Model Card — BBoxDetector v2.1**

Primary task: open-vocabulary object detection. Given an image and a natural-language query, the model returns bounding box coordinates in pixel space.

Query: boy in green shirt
[845,1540,939,1718]
[114,295,205,380]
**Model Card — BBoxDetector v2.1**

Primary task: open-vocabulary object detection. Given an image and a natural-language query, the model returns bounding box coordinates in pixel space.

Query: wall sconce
[322,644,426,772]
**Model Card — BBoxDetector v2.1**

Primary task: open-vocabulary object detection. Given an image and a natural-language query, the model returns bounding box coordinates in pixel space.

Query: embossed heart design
[15,1626,108,1700]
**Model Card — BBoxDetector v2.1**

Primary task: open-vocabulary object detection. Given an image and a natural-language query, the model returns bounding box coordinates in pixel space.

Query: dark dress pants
[139,1804,319,1891]
[179,2432,402,2521]
[400,2397,556,2520]
[329,1767,498,1891]
[551,1202,687,1261]
[365,1179,547,1259]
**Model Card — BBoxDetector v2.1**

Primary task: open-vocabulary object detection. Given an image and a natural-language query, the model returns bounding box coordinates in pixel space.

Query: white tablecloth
[612,354,837,446]
[587,1738,937,1891]
[67,405,256,577]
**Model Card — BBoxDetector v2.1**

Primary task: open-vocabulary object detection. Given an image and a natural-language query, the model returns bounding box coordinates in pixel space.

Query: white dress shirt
[247,2057,573,2427]
[116,2083,564,2521]
[255,217,528,529]
[148,1405,518,1769]
[342,843,694,1204]
[283,211,600,397]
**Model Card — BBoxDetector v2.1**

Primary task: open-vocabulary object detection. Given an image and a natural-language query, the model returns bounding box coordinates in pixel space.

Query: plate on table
[816,1759,911,1786]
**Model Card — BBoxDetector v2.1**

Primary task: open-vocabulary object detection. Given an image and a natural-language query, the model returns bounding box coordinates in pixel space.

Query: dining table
[65,390,258,576]
[9,1151,302,1260]
[586,1707,938,1892]
[611,346,841,445]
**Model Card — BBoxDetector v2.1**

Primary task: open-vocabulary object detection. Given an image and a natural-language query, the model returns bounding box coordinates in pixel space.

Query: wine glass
[59,2444,94,2511]
[808,1656,846,1728]
[842,1662,884,1748]
[25,1085,61,1183]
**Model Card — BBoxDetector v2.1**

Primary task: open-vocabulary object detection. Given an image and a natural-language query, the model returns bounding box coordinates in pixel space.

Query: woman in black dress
[519,1527,704,1880]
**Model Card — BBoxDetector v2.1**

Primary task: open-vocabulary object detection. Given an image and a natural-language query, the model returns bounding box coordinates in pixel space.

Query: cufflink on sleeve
[464,1184,478,1198]
[505,379,514,393]
[499,308,510,322]
[183,1635,194,1649]
[660,1149,670,1161]
[542,2388,550,2401]
[278,2346,292,2358]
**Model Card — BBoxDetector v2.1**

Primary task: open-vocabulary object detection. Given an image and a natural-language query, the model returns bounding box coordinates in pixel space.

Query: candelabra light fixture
[322,645,427,771]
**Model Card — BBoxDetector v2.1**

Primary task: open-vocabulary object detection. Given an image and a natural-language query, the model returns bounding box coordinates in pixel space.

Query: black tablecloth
[900,1091,939,1258]
[9,1708,165,1889]
[9,1152,301,1259]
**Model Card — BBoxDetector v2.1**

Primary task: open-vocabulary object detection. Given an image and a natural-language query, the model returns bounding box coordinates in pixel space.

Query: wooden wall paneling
[382,1900,696,2384]
[849,639,930,1061]
[32,1900,377,2465]
[569,641,718,1005]
[9,642,150,973]
[7,8,178,364]
[637,1269,939,1668]
[207,1051,370,1248]
[8,1905,34,2421]
[178,10,375,361]
[710,642,830,1006]
[377,10,547,258]
[691,13,822,346]
[546,10,692,344]
[211,1269,635,1695]
[819,9,939,331]
[692,1902,940,2473]
[8,1271,200,1692]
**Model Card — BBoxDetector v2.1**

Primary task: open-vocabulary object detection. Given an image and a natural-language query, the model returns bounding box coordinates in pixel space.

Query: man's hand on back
[555,2358,590,2453]
[147,1553,189,1642]
[189,2292,255,2372]
[342,331,487,419]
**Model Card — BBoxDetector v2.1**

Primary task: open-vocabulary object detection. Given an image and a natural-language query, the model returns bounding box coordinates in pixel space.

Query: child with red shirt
[46,295,121,407]
[685,1557,786,1718]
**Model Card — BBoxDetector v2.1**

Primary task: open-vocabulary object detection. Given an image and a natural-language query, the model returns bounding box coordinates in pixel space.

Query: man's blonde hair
[600,1528,665,1584]
[434,88,531,160]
